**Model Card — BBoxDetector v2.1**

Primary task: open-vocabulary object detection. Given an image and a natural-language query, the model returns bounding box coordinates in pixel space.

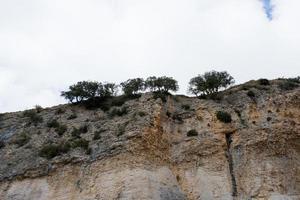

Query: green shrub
[138,111,146,117]
[71,125,88,138]
[71,138,89,150]
[23,109,35,117]
[35,105,43,113]
[181,104,190,110]
[117,125,126,136]
[216,111,232,123]
[279,80,299,90]
[55,124,68,136]
[111,96,127,107]
[39,139,90,159]
[109,106,128,117]
[247,90,255,98]
[39,142,71,159]
[116,122,129,136]
[47,119,67,136]
[258,79,270,86]
[187,129,198,137]
[79,124,88,133]
[93,129,105,140]
[287,76,300,83]
[86,147,92,155]
[234,109,241,118]
[55,108,65,115]
[82,94,140,111]
[172,113,183,124]
[208,92,223,101]
[71,127,81,138]
[0,141,5,149]
[13,132,31,147]
[47,119,60,128]
[23,110,43,125]
[111,95,140,107]
[39,144,60,159]
[67,113,77,120]
[166,111,171,117]
[153,91,169,102]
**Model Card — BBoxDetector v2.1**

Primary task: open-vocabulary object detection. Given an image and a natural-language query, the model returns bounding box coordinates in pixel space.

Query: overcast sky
[0,0,299,112]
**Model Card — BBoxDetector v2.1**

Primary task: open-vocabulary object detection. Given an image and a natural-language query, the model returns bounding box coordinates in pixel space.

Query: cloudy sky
[0,0,299,112]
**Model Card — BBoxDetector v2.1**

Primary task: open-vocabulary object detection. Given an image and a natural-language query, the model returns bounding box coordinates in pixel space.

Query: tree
[61,81,117,103]
[145,76,157,92]
[99,83,118,97]
[120,78,145,96]
[188,71,234,96]
[157,76,179,93]
[82,81,100,99]
[145,76,179,93]
[61,91,76,103]
[61,82,86,103]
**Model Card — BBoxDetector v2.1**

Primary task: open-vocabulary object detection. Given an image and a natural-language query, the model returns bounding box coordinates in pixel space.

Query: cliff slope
[0,79,299,200]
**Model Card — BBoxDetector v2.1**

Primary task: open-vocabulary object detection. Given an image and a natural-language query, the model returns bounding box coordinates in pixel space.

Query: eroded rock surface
[0,80,299,200]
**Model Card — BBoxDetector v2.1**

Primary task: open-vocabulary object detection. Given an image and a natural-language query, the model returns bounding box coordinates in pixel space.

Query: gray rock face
[0,80,299,200]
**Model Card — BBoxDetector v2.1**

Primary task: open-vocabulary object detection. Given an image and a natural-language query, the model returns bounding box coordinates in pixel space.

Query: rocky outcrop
[0,79,299,200]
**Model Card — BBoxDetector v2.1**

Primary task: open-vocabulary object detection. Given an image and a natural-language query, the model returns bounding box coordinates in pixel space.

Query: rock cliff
[0,79,299,200]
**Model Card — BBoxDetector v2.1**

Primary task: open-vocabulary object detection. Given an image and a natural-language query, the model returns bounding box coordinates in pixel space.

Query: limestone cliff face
[0,80,299,200]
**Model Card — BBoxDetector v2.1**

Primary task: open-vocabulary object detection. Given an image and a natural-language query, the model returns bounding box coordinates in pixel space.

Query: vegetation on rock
[188,71,234,97]
[279,79,299,90]
[120,78,145,96]
[187,129,198,137]
[23,109,43,125]
[13,132,31,147]
[145,76,179,93]
[258,78,270,86]
[216,111,232,123]
[61,81,117,103]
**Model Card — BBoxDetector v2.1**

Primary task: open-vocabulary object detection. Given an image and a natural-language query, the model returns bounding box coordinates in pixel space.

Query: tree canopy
[61,81,117,103]
[145,76,178,93]
[61,72,236,104]
[188,71,234,96]
[120,78,145,96]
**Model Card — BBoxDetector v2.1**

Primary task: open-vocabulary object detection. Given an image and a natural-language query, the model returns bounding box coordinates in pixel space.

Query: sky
[262,0,274,20]
[0,0,299,112]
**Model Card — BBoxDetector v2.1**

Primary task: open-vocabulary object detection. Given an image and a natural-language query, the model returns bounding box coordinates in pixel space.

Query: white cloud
[0,0,299,112]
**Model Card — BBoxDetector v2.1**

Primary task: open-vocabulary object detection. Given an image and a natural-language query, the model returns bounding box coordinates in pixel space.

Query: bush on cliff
[258,78,270,86]
[23,109,43,125]
[39,143,70,159]
[216,111,232,123]
[187,129,198,137]
[13,132,31,147]
[279,79,299,90]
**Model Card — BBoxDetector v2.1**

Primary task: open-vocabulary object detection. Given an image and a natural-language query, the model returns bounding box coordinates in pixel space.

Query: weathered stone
[0,81,299,199]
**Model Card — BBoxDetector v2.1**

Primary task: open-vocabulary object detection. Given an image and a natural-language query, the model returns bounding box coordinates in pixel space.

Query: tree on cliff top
[188,71,234,96]
[61,81,117,103]
[120,78,145,96]
[145,76,179,93]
